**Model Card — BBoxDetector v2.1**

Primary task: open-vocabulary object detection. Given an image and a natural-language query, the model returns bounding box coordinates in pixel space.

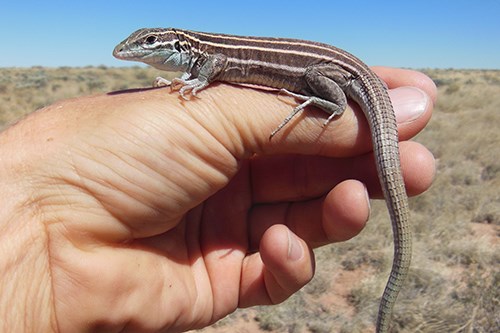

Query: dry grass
[0,66,163,130]
[0,67,498,332]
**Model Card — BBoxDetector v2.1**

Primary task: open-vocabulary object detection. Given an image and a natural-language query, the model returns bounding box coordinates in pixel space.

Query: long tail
[351,73,412,333]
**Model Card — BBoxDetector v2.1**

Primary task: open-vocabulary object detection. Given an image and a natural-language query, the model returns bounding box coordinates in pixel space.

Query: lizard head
[113,28,192,72]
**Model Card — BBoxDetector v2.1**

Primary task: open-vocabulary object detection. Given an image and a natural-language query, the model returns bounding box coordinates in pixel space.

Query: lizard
[113,27,412,333]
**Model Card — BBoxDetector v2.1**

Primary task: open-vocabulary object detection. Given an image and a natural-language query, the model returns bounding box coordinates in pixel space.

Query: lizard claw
[153,76,172,88]
[171,78,208,100]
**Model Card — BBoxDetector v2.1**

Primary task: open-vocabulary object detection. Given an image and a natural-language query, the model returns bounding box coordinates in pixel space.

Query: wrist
[0,122,57,332]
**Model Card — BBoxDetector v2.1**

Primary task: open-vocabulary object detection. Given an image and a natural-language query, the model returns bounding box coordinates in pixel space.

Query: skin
[0,67,436,332]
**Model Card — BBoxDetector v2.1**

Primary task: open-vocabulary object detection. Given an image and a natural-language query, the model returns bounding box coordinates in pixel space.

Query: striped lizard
[113,28,412,333]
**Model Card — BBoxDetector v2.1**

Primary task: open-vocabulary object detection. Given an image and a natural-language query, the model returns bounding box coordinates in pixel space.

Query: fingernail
[288,230,304,261]
[390,87,429,123]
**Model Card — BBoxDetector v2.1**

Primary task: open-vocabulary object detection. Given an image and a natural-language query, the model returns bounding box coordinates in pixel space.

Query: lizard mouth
[113,45,151,60]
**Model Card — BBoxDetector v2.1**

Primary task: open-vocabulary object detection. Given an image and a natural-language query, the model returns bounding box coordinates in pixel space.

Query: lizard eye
[174,41,181,52]
[145,35,158,45]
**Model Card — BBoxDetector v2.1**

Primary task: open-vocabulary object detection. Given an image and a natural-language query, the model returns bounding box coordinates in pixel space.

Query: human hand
[0,67,436,332]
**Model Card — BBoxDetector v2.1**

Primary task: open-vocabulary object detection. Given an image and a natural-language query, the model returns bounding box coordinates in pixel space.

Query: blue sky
[1,0,499,69]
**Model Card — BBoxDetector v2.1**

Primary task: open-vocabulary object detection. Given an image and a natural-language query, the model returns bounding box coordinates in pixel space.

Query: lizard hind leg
[270,90,316,138]
[270,81,347,138]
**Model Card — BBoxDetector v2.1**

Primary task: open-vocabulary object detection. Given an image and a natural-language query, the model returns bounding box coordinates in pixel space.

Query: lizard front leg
[153,72,191,88]
[171,54,228,100]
